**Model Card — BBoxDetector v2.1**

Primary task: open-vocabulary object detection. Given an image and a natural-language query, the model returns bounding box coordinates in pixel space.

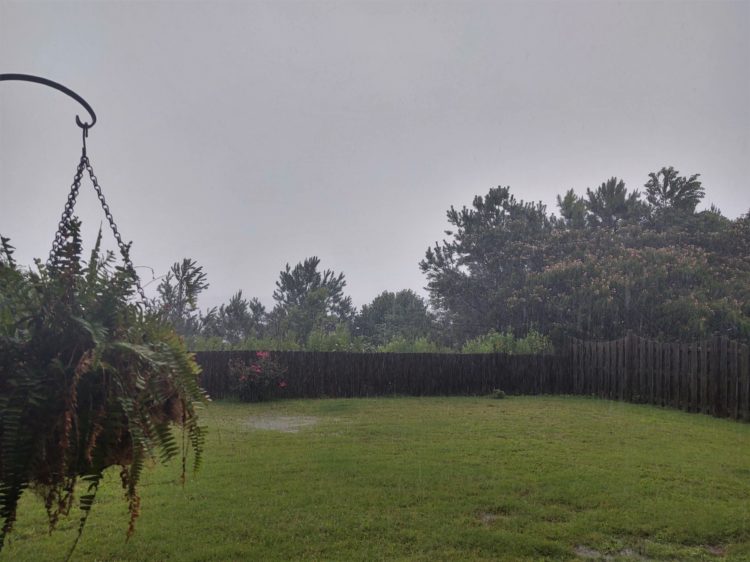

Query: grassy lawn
[1,396,749,561]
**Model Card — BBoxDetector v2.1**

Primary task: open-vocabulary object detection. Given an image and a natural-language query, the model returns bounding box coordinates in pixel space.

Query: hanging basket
[0,74,206,554]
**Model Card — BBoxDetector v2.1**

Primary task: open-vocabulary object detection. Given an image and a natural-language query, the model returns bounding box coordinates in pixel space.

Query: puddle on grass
[245,415,319,433]
[704,545,727,557]
[474,506,512,526]
[477,512,502,525]
[574,545,652,561]
[574,546,604,559]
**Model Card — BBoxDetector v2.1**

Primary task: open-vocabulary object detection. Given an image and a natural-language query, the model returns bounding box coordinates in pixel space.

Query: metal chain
[47,155,86,267]
[83,157,149,306]
[48,151,150,308]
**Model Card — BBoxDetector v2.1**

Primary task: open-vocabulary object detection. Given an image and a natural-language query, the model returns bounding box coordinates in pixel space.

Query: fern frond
[64,472,102,562]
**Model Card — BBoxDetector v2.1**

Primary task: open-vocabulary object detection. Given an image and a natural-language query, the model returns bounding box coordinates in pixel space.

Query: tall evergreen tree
[271,257,354,343]
[420,186,552,344]
[584,177,647,229]
[645,166,704,214]
[155,258,209,338]
[556,189,587,229]
[205,291,267,344]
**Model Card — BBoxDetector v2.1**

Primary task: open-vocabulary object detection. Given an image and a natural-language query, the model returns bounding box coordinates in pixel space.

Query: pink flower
[256,351,270,360]
[250,364,262,373]
[278,380,288,388]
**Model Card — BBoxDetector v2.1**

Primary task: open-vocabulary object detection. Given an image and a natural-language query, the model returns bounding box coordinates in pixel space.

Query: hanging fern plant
[0,220,206,553]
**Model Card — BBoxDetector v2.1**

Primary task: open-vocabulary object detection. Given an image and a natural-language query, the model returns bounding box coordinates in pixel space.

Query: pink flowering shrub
[228,352,288,402]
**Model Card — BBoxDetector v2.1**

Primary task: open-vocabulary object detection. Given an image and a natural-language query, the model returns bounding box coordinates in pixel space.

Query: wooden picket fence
[195,350,568,400]
[194,334,750,421]
[569,334,750,421]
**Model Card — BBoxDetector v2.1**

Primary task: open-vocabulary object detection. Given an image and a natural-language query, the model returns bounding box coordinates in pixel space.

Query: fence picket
[727,341,740,419]
[679,343,687,411]
[689,343,698,413]
[718,337,728,417]
[741,344,750,421]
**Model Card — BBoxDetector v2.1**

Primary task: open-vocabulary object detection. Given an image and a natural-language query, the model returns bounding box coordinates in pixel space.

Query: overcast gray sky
[1,0,748,311]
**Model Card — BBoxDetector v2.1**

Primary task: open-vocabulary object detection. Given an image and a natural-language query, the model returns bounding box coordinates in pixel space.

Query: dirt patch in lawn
[245,415,319,433]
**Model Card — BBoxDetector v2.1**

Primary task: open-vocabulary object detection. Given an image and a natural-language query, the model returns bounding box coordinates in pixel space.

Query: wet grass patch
[1,396,748,561]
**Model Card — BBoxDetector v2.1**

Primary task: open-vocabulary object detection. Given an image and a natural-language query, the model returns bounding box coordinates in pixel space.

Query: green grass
[2,396,749,561]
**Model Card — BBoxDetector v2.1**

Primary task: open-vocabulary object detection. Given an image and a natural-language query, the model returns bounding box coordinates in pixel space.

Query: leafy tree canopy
[422,167,750,345]
[355,289,434,347]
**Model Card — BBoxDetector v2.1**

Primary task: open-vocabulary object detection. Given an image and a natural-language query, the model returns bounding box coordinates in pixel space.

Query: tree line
[155,256,445,352]
[156,165,749,351]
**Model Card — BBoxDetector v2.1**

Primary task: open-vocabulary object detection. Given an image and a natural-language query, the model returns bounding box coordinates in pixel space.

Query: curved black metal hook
[0,73,97,130]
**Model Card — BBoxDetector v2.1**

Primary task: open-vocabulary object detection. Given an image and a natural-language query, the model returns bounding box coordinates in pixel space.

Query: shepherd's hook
[0,73,97,131]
